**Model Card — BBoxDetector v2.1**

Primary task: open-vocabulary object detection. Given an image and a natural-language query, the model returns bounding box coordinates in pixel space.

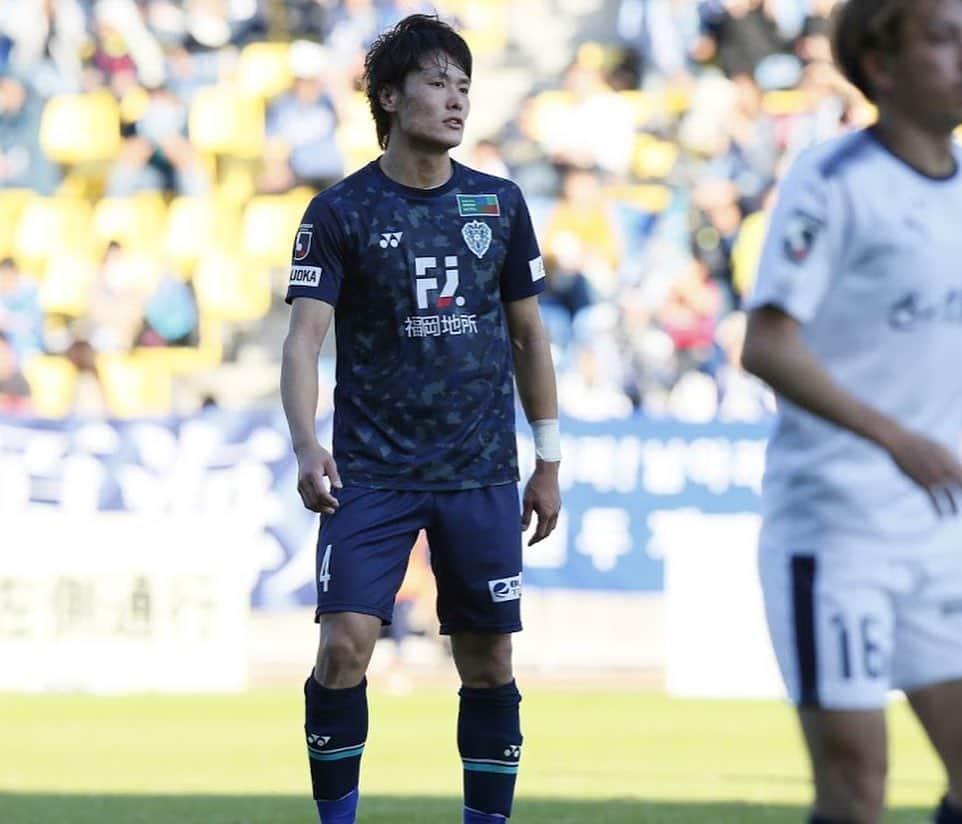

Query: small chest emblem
[462,220,492,259]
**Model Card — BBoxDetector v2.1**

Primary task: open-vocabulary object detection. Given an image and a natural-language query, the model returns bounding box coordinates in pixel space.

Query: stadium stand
[0,0,884,421]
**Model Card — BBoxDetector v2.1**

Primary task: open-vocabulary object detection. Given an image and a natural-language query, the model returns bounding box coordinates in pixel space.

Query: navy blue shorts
[314,484,523,635]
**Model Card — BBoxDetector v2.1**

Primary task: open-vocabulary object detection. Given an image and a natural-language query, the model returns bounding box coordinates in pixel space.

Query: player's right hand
[295,445,342,515]
[883,427,962,517]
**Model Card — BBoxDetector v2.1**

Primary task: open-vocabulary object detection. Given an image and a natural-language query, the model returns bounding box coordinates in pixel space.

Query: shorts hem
[897,672,962,695]
[439,622,523,636]
[314,604,392,625]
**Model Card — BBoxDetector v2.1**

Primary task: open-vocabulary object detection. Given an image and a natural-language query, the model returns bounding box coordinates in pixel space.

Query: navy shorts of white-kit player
[315,484,523,635]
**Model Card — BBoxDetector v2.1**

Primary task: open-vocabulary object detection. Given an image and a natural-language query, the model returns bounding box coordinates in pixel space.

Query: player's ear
[861,50,896,98]
[379,83,400,113]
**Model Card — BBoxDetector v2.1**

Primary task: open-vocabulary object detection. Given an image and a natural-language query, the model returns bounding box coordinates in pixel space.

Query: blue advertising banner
[0,411,771,607]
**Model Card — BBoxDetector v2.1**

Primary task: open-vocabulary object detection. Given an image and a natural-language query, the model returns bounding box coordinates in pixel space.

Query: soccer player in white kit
[742,1,962,822]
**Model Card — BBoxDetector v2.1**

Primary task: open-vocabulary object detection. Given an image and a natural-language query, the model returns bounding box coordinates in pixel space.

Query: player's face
[883,0,962,131]
[393,53,471,151]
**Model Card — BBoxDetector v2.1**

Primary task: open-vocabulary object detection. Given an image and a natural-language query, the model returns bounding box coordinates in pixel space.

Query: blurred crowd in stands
[0,0,871,422]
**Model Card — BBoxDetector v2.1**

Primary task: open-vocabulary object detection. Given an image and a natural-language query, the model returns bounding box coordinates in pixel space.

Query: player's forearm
[742,321,900,450]
[511,328,558,424]
[281,333,323,456]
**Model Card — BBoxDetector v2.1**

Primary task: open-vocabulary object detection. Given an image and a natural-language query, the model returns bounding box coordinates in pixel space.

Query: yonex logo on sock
[503,745,521,759]
[307,734,331,748]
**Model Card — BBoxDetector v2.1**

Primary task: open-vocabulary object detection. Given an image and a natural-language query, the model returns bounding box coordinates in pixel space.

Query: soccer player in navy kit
[743,1,962,823]
[280,15,561,824]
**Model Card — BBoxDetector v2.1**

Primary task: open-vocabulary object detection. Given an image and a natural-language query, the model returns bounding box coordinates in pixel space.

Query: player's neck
[379,145,453,190]
[872,111,957,180]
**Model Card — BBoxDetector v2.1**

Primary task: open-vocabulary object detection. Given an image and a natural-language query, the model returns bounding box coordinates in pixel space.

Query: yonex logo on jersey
[529,256,546,282]
[457,193,500,217]
[503,745,521,759]
[462,221,491,259]
[415,255,463,309]
[294,225,313,261]
[488,574,522,603]
[307,734,331,748]
[379,232,403,248]
[289,266,322,287]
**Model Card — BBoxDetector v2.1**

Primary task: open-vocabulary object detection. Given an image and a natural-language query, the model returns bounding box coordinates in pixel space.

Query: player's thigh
[907,678,962,778]
[758,547,896,710]
[316,486,428,624]
[426,484,522,636]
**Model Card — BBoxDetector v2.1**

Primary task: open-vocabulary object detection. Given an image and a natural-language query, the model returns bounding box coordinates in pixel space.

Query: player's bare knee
[451,632,513,688]
[315,627,376,686]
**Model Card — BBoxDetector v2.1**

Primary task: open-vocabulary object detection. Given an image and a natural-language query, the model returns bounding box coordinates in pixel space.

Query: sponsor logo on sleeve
[293,225,314,261]
[488,574,522,603]
[783,210,823,264]
[289,265,322,287]
[457,193,500,217]
[529,255,545,282]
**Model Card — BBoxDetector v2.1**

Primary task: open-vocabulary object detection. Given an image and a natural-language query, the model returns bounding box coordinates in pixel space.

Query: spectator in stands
[699,0,793,81]
[543,166,624,298]
[77,241,151,353]
[0,73,60,194]
[63,336,109,417]
[259,40,344,193]
[0,329,30,413]
[656,254,723,374]
[0,256,43,360]
[0,0,89,94]
[107,76,208,195]
[139,268,199,348]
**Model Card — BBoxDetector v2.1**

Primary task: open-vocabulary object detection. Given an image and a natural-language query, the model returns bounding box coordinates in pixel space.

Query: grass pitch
[0,687,944,823]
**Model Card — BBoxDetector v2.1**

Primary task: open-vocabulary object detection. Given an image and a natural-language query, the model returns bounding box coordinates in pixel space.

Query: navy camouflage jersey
[286,159,545,490]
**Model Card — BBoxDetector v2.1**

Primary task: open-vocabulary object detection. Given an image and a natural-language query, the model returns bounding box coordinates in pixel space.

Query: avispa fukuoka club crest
[462,220,491,259]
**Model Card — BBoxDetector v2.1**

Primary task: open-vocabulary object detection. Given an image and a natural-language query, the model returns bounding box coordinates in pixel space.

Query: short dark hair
[831,0,910,102]
[363,14,472,150]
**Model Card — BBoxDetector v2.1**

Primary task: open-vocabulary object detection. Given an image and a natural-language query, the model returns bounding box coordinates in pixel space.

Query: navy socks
[457,680,522,820]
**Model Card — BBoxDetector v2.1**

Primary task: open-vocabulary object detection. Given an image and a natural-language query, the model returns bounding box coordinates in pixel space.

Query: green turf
[0,688,944,823]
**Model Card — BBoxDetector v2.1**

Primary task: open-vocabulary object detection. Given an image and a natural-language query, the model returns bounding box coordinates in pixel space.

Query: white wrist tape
[531,419,561,462]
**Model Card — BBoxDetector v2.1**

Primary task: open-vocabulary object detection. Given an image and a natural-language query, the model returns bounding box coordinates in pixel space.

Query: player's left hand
[521,461,561,545]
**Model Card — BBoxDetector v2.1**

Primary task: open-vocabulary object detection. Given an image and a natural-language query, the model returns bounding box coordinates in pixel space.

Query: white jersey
[748,129,962,556]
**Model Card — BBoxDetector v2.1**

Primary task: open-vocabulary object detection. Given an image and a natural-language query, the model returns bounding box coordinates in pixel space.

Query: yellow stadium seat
[0,189,35,261]
[618,90,657,126]
[92,192,167,254]
[95,352,173,418]
[22,354,78,419]
[242,195,306,266]
[631,134,680,180]
[164,196,240,272]
[194,255,272,322]
[15,196,94,275]
[762,90,813,116]
[133,316,223,375]
[606,183,673,214]
[660,85,693,116]
[38,255,98,316]
[39,91,121,165]
[189,86,265,158]
[732,210,769,299]
[237,42,293,100]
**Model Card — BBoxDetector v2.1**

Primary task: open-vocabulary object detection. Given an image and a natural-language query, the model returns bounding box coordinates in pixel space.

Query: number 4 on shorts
[319,543,332,593]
